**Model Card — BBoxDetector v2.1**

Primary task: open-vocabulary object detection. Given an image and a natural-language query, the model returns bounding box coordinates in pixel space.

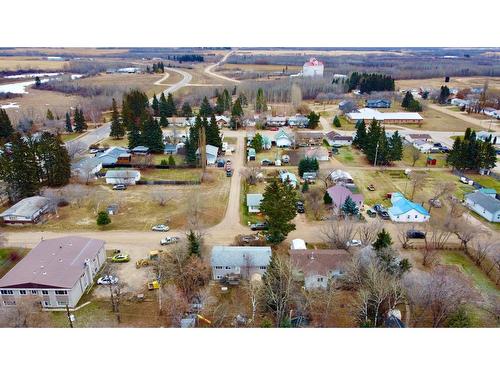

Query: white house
[465,191,500,223]
[302,58,324,77]
[412,140,433,153]
[346,108,423,125]
[105,169,141,185]
[274,129,293,148]
[246,194,264,213]
[387,192,430,222]
[0,196,50,225]
[0,236,106,308]
[210,246,272,280]
[196,144,219,165]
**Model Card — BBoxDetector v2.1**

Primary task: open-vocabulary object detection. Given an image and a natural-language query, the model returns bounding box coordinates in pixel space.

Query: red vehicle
[269,127,279,131]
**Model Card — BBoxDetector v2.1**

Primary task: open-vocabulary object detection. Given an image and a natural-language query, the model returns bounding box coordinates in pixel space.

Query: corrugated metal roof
[0,196,49,218]
[466,191,500,213]
[211,246,272,267]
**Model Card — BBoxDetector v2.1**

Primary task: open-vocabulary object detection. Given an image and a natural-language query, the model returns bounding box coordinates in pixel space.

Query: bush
[160,159,168,166]
[168,155,176,166]
[96,211,111,226]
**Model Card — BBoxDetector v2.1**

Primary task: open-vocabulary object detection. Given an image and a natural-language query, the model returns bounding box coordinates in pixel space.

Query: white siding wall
[389,209,430,223]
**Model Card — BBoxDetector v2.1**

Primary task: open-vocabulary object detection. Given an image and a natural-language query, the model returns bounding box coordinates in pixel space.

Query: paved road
[203,49,240,84]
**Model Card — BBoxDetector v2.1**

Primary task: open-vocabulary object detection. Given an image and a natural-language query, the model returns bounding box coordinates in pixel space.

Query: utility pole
[373,140,380,168]
[66,305,74,328]
[198,124,206,179]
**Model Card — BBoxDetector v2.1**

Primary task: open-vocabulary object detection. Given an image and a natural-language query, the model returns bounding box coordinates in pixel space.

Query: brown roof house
[296,131,324,146]
[290,250,351,289]
[0,236,106,308]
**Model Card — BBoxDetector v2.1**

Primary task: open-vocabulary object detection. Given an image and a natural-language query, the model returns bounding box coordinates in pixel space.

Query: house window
[42,290,49,295]
[58,301,67,306]
[415,215,418,219]
[225,266,231,270]
[1,290,14,295]
[55,291,68,295]
[259,266,267,270]
[215,266,223,270]
[317,277,324,282]
[216,275,222,280]
[31,290,38,295]
[43,301,50,307]
[19,290,27,295]
[4,301,16,306]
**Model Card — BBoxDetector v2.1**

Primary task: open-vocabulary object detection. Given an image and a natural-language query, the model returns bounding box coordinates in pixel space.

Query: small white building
[290,239,307,251]
[105,170,141,185]
[387,192,430,222]
[0,236,106,308]
[246,194,264,213]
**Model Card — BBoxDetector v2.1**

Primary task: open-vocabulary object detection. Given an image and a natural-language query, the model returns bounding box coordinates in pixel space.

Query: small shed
[291,239,307,251]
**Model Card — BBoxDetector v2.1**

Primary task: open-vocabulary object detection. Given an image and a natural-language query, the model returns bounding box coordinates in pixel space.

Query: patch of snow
[3,72,62,79]
[0,102,19,109]
[0,78,49,94]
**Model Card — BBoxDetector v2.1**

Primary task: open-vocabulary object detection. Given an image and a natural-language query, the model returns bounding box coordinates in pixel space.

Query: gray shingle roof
[105,170,140,178]
[246,193,263,207]
[211,246,272,267]
[466,191,500,213]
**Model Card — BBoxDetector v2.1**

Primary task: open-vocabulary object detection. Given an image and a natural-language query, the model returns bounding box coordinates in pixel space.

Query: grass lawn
[152,154,185,166]
[60,132,81,142]
[248,148,284,166]
[140,168,202,182]
[440,251,499,298]
[398,146,448,168]
[100,136,128,148]
[334,146,370,167]
[469,174,500,192]
[240,182,267,225]
[223,136,238,144]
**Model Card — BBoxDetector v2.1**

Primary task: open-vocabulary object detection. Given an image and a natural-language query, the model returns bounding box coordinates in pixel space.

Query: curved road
[203,49,240,84]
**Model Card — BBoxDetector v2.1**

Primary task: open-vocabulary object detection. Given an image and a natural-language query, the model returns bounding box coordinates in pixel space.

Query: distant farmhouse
[0,236,106,308]
[302,58,324,77]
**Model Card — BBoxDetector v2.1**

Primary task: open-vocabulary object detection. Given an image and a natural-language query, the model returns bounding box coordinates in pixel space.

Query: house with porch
[274,129,293,148]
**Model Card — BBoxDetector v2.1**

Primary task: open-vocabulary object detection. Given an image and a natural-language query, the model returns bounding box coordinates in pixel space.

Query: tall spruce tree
[110,98,125,139]
[159,92,168,117]
[35,133,71,187]
[388,131,403,161]
[0,108,15,142]
[142,116,164,153]
[255,88,267,113]
[199,96,213,117]
[181,102,193,117]
[151,93,160,116]
[46,109,54,120]
[401,91,413,108]
[127,124,142,149]
[341,196,359,216]
[215,94,225,115]
[65,112,73,133]
[353,119,367,149]
[231,97,244,117]
[207,114,222,148]
[166,93,177,116]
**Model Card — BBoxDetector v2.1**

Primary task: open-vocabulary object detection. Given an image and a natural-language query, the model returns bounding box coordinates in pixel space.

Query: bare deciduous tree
[150,189,176,207]
[428,181,456,213]
[303,281,338,327]
[245,279,262,324]
[159,284,189,327]
[408,146,421,167]
[239,166,262,185]
[471,237,499,268]
[451,218,484,250]
[396,223,414,249]
[0,296,52,328]
[305,188,324,220]
[409,171,427,200]
[321,217,356,251]
[356,220,383,247]
[65,141,87,160]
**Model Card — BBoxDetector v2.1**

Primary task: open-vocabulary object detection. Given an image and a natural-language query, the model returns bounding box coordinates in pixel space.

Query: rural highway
[203,49,240,84]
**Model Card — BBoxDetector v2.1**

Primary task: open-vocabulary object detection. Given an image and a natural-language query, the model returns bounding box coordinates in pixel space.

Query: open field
[396,76,500,91]
[220,63,301,73]
[469,175,500,192]
[3,170,229,232]
[1,48,131,57]
[140,168,201,181]
[236,49,408,57]
[334,147,369,166]
[397,146,448,168]
[0,56,70,71]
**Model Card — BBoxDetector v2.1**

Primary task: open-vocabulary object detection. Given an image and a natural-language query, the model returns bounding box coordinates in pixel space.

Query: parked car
[406,230,426,239]
[346,239,362,247]
[261,159,273,166]
[459,176,474,185]
[281,155,290,163]
[112,184,127,190]
[111,254,130,263]
[379,211,390,220]
[216,158,225,167]
[160,236,180,245]
[367,184,376,191]
[97,275,119,285]
[152,224,170,232]
[226,169,233,177]
[366,209,377,218]
[240,234,261,244]
[440,146,450,153]
[373,204,385,213]
[433,143,443,148]
[250,222,269,231]
[269,127,279,131]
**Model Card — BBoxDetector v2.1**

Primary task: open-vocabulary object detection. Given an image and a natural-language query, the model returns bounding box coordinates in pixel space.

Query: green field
[470,175,500,192]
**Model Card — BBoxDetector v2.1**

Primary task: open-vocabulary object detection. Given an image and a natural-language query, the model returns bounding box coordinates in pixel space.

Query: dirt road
[204,49,240,84]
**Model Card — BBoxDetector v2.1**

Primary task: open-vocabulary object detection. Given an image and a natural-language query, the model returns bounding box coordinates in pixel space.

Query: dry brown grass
[236,49,408,57]
[221,63,301,73]
[1,48,130,57]
[396,76,500,91]
[0,56,69,71]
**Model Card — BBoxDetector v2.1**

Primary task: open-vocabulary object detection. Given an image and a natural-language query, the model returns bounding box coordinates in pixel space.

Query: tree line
[348,72,395,94]
[0,132,71,202]
[447,128,497,172]
[353,119,403,165]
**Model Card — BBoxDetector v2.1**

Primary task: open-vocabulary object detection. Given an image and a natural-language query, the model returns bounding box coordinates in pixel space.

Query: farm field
[219,63,301,73]
[0,56,70,71]
[396,76,500,91]
[0,48,131,57]
[235,49,408,57]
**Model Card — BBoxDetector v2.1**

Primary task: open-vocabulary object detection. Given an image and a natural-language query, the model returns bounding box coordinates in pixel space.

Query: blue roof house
[388,192,430,222]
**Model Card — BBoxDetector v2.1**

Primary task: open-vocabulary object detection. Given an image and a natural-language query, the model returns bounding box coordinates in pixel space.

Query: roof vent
[58,259,63,262]
[40,265,44,269]
[42,272,47,275]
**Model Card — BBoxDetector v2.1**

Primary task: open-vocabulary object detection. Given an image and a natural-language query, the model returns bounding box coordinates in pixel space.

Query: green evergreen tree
[73,108,87,132]
[373,229,393,251]
[159,92,168,117]
[199,96,213,117]
[307,111,320,129]
[333,115,341,128]
[142,116,164,153]
[301,181,309,193]
[222,89,232,111]
[215,94,225,115]
[187,230,200,257]
[251,133,263,153]
[353,119,367,149]
[35,76,41,87]
[166,93,177,116]
[159,115,169,128]
[127,124,142,149]
[323,191,333,205]
[260,179,298,244]
[168,155,176,166]
[407,99,422,112]
[0,108,15,142]
[388,131,403,161]
[238,92,248,107]
[181,102,193,117]
[35,133,71,187]
[46,109,54,120]
[65,112,73,133]
[439,85,450,104]
[231,97,244,117]
[110,98,125,139]
[97,211,111,226]
[446,307,473,328]
[341,196,359,216]
[298,157,319,177]
[151,93,160,116]
[206,114,222,148]
[401,91,413,108]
